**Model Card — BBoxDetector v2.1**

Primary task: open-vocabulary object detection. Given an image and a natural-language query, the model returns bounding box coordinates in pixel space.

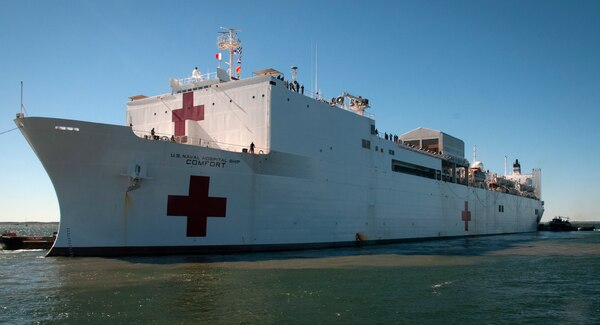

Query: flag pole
[20,81,23,115]
[217,27,241,78]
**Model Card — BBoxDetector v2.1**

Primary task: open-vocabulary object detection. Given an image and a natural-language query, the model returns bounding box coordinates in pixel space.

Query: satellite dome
[471,161,484,171]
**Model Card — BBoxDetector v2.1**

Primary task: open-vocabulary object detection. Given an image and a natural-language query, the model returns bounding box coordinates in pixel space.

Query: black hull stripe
[47,231,535,257]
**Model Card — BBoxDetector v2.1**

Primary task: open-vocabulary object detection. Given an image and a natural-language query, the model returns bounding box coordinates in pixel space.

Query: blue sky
[1,0,599,222]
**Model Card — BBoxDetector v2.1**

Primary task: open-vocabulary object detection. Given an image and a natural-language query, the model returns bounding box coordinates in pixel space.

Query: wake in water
[0,249,45,254]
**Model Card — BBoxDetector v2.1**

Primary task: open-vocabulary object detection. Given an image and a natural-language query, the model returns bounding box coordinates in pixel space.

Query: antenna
[473,145,477,163]
[310,42,314,96]
[504,155,507,176]
[315,43,319,99]
[19,81,27,117]
[217,27,242,78]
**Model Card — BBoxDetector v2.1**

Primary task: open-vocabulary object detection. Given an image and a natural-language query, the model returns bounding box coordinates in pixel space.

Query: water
[1,224,599,324]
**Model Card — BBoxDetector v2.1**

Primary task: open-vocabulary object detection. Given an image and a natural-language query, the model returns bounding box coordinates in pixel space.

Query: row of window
[362,140,462,186]
[179,85,212,93]
[391,159,438,179]
[361,139,395,156]
[54,125,79,132]
[362,139,439,180]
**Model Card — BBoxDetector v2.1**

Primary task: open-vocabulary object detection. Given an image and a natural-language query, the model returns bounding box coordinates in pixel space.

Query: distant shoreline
[1,221,598,226]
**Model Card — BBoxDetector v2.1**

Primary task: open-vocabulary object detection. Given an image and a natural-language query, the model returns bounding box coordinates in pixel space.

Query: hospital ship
[15,29,543,256]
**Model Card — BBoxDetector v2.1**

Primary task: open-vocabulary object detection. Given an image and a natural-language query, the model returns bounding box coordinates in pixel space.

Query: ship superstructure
[15,29,543,256]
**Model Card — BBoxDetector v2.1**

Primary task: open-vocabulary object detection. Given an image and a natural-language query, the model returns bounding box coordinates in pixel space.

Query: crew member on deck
[250,142,255,154]
[192,67,201,81]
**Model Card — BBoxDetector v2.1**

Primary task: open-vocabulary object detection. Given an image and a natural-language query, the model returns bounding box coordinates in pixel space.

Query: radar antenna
[217,27,242,78]
[341,92,370,115]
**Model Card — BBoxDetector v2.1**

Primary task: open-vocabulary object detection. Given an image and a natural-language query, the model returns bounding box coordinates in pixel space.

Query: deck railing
[133,129,268,155]
[176,72,218,85]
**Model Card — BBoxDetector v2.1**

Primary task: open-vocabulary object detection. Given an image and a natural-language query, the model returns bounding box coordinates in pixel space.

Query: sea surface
[1,224,599,324]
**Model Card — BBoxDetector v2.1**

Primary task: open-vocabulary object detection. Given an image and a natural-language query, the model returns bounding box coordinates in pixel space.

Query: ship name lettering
[202,156,226,163]
[185,159,226,168]
[171,153,201,159]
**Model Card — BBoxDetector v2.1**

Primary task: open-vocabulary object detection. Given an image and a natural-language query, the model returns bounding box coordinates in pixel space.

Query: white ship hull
[17,116,542,257]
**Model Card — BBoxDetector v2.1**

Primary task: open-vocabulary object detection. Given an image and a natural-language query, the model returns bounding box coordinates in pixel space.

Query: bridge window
[362,139,371,149]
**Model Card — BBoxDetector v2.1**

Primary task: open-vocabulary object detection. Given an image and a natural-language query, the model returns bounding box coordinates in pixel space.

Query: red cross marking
[172,92,204,136]
[461,201,472,231]
[167,176,227,237]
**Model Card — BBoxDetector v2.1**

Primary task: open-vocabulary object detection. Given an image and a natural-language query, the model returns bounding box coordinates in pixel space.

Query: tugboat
[0,231,56,250]
[538,216,574,231]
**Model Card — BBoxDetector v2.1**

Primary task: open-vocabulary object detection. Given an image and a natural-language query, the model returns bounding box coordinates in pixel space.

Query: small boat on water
[577,226,596,231]
[0,231,56,250]
[537,216,574,231]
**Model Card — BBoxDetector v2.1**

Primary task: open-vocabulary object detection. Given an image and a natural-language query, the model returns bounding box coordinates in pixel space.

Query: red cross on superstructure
[172,92,204,136]
[461,201,472,231]
[167,176,227,237]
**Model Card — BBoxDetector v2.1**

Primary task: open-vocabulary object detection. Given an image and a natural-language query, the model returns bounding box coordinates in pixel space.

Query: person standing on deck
[192,67,201,81]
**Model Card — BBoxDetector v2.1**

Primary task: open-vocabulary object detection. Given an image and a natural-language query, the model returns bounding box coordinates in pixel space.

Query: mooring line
[0,127,18,135]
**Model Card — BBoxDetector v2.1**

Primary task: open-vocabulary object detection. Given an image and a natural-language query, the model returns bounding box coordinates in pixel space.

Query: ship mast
[19,81,27,117]
[217,27,242,78]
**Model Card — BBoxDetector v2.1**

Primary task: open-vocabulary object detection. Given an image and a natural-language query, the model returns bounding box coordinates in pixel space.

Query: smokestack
[513,159,521,175]
[291,66,298,82]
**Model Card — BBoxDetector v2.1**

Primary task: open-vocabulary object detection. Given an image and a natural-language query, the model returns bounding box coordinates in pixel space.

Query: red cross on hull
[461,201,472,231]
[167,176,227,237]
[172,92,204,136]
